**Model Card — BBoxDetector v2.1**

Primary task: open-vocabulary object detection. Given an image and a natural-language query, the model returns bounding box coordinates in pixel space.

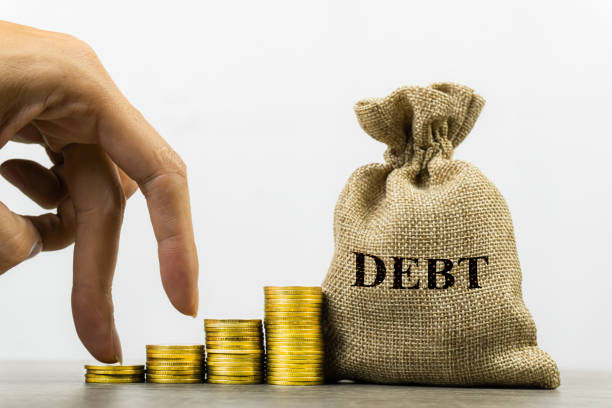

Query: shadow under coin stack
[264,286,325,385]
[204,319,265,384]
[145,345,205,383]
[84,365,145,383]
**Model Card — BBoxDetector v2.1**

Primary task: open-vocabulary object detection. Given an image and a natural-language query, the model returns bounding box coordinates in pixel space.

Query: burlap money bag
[322,83,560,388]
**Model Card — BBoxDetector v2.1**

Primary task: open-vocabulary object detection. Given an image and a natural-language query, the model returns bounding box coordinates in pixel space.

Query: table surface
[0,362,609,408]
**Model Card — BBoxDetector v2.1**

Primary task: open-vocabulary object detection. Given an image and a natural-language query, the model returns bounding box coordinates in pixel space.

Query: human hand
[0,21,198,363]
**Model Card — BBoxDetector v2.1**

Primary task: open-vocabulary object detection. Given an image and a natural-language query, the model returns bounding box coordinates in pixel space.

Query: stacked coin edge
[264,286,325,385]
[146,345,205,383]
[84,365,145,383]
[205,319,265,384]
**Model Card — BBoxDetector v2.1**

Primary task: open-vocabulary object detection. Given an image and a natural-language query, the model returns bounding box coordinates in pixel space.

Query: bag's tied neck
[354,83,485,169]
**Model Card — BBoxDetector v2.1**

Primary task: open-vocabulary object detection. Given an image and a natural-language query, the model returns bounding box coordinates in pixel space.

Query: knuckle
[0,228,34,270]
[157,146,187,176]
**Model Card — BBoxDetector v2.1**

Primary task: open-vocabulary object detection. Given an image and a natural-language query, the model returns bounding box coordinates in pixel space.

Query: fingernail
[191,289,199,318]
[27,239,43,259]
[111,325,123,365]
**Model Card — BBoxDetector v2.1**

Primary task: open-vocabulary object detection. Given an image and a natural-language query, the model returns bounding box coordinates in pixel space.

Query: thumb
[0,202,42,275]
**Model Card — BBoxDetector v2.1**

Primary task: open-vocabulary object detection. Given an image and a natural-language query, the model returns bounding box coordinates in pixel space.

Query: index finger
[96,98,199,317]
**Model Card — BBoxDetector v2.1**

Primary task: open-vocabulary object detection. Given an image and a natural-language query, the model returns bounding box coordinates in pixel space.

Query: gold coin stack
[84,365,145,383]
[145,345,205,383]
[204,319,265,384]
[264,286,325,385]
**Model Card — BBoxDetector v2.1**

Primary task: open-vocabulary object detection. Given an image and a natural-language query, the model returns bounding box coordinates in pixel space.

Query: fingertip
[71,288,119,364]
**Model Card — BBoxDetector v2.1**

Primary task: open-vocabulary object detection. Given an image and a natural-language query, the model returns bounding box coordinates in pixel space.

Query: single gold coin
[85,365,145,371]
[208,378,262,384]
[267,380,323,386]
[267,375,323,381]
[207,360,263,365]
[146,369,203,375]
[265,336,323,341]
[206,354,264,360]
[207,375,263,381]
[146,345,204,350]
[207,349,264,355]
[264,286,321,292]
[205,336,262,341]
[146,373,204,379]
[206,341,262,347]
[146,353,203,360]
[267,368,324,374]
[205,319,261,326]
[267,345,323,350]
[85,374,144,381]
[85,376,144,383]
[266,338,322,342]
[264,294,323,299]
[207,369,263,376]
[146,361,203,368]
[86,369,145,375]
[147,378,202,384]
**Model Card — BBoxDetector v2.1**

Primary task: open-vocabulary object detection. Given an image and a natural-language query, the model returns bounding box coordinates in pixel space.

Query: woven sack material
[322,83,560,388]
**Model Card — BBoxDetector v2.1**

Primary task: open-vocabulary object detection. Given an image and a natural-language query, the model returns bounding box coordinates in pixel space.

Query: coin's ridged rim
[85,377,145,383]
[86,370,145,375]
[267,380,324,386]
[84,365,144,370]
[147,378,202,384]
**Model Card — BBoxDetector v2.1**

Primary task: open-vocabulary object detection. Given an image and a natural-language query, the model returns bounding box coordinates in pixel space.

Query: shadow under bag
[322,83,560,388]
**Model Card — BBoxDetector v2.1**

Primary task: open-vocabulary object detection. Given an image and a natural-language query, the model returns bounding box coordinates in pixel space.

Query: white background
[0,0,610,372]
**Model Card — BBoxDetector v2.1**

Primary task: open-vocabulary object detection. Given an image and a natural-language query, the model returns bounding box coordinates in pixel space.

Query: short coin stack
[264,286,325,385]
[146,345,205,383]
[84,365,145,383]
[204,319,265,384]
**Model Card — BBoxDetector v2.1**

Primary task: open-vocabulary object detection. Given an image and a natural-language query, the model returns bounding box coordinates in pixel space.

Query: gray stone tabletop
[0,361,609,407]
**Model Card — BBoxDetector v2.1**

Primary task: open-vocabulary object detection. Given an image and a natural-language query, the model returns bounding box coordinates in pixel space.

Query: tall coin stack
[84,365,145,383]
[145,345,205,383]
[264,286,325,385]
[204,319,265,384]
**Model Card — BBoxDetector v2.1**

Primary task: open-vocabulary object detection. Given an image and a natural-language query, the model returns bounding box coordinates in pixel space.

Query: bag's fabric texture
[322,83,560,388]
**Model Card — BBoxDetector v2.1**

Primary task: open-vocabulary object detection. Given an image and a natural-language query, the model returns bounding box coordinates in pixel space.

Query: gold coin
[145,350,203,355]
[146,369,203,375]
[146,345,204,350]
[147,378,202,384]
[204,327,262,332]
[207,369,263,376]
[266,337,322,342]
[146,353,203,360]
[205,336,262,341]
[85,374,144,381]
[146,373,204,379]
[146,361,203,368]
[84,365,145,371]
[206,354,263,360]
[265,311,320,316]
[207,349,264,354]
[267,380,323,386]
[207,378,262,384]
[207,375,263,381]
[204,319,261,326]
[265,303,322,308]
[267,368,324,374]
[86,369,145,375]
[206,341,262,347]
[85,377,144,383]
[206,360,263,367]
[264,286,321,292]
[267,375,323,381]
[265,336,323,341]
[264,294,323,299]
